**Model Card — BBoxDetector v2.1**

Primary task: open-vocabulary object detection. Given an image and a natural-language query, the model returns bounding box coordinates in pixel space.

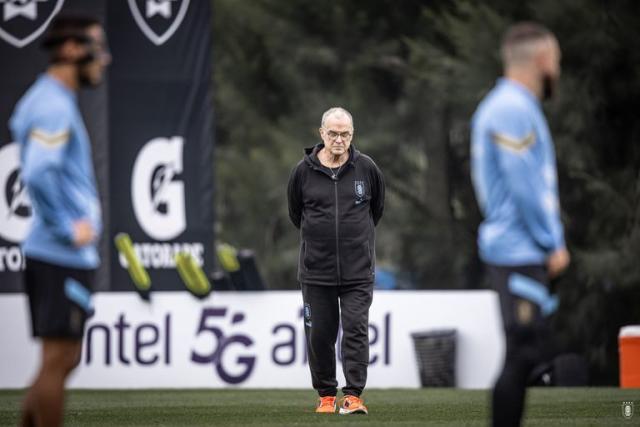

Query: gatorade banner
[107,0,215,291]
[0,0,215,292]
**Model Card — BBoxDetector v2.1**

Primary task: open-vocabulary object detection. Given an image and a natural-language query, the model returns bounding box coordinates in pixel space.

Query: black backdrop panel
[107,0,215,291]
[0,0,214,292]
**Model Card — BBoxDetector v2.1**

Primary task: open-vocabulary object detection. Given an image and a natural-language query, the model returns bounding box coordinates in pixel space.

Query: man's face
[80,24,111,86]
[319,114,354,157]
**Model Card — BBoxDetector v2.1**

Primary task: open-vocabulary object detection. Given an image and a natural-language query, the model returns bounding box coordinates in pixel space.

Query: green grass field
[0,388,637,426]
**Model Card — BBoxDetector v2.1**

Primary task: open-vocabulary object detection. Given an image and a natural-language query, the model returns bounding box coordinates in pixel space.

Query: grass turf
[0,388,637,426]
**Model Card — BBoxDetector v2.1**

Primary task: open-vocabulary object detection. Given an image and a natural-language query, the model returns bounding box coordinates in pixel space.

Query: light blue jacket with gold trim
[10,74,101,269]
[471,78,565,266]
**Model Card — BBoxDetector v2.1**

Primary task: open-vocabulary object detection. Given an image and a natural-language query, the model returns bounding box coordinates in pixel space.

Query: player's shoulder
[25,94,74,134]
[477,84,534,134]
[29,75,73,109]
[478,84,531,123]
[473,82,538,151]
[39,82,74,115]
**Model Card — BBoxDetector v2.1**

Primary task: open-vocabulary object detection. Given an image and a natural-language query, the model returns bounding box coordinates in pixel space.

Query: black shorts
[485,264,556,362]
[485,264,551,328]
[24,257,95,339]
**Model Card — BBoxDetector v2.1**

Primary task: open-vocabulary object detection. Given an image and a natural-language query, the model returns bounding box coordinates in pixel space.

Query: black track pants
[301,282,373,397]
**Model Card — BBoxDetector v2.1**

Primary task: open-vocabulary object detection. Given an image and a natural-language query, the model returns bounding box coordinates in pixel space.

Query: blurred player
[470,22,570,426]
[9,15,110,427]
[287,107,385,414]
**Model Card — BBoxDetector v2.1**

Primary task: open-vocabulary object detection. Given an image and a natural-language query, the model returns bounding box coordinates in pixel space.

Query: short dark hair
[501,22,554,64]
[41,15,100,51]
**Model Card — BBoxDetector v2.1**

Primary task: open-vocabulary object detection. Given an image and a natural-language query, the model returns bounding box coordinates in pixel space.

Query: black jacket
[287,144,385,286]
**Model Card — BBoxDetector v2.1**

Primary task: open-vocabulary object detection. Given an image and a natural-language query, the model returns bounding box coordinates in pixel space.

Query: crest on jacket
[354,180,366,204]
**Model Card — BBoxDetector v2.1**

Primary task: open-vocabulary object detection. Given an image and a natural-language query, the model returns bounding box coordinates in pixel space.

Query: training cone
[114,233,151,301]
[175,252,211,299]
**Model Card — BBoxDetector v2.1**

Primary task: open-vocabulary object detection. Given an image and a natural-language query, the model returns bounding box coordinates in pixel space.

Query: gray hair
[321,107,353,128]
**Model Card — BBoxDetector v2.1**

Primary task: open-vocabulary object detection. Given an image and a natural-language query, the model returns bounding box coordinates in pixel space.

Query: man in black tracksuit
[287,107,384,415]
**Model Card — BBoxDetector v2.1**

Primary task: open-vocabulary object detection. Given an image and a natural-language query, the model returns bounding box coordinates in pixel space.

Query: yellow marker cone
[175,252,211,299]
[216,243,240,272]
[114,233,151,301]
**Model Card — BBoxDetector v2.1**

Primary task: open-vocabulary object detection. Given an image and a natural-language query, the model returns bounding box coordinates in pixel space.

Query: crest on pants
[303,303,312,327]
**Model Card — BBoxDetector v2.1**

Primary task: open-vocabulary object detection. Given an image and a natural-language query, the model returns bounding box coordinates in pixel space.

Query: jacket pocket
[303,239,335,273]
[340,239,373,281]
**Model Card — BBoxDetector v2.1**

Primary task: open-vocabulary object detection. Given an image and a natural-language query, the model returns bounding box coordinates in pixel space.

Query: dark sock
[492,360,529,427]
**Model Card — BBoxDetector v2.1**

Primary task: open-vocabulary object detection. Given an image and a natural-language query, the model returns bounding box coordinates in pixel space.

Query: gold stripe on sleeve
[492,131,535,152]
[30,129,70,148]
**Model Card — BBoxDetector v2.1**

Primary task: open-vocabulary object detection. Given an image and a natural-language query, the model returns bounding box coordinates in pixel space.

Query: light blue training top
[10,74,101,269]
[471,78,565,266]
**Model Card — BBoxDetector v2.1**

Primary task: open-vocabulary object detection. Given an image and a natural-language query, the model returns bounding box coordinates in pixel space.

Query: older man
[287,107,385,415]
[471,23,570,426]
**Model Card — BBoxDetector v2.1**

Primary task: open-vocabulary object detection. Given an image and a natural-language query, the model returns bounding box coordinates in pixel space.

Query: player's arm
[22,110,94,246]
[370,161,385,226]
[491,107,565,254]
[287,164,303,229]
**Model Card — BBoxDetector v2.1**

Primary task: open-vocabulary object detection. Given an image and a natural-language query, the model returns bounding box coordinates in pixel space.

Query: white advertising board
[0,290,504,389]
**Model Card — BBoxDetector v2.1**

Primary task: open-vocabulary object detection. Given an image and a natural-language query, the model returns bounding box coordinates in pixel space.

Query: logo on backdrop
[191,307,256,384]
[132,136,186,241]
[0,0,64,48]
[0,143,32,243]
[82,304,391,386]
[623,401,634,419]
[128,0,190,46]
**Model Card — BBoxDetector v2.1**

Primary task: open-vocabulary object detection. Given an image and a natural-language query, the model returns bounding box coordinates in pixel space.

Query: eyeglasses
[324,129,353,140]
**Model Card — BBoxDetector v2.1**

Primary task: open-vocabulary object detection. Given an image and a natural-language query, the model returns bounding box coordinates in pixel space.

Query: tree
[211,0,640,384]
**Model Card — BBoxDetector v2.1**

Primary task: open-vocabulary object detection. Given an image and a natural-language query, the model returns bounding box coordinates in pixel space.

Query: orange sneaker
[315,396,336,413]
[339,395,368,415]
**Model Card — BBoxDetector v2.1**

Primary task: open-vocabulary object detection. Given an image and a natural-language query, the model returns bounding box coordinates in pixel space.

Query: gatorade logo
[0,142,32,243]
[132,136,186,240]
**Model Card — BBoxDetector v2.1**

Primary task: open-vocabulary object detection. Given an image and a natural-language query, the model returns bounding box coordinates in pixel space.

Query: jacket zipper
[333,176,341,286]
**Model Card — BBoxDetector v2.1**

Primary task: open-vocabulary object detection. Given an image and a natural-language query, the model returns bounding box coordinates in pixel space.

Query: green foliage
[212,0,640,383]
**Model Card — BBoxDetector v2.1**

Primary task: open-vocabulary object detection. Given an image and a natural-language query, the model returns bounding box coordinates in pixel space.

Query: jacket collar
[303,143,360,170]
